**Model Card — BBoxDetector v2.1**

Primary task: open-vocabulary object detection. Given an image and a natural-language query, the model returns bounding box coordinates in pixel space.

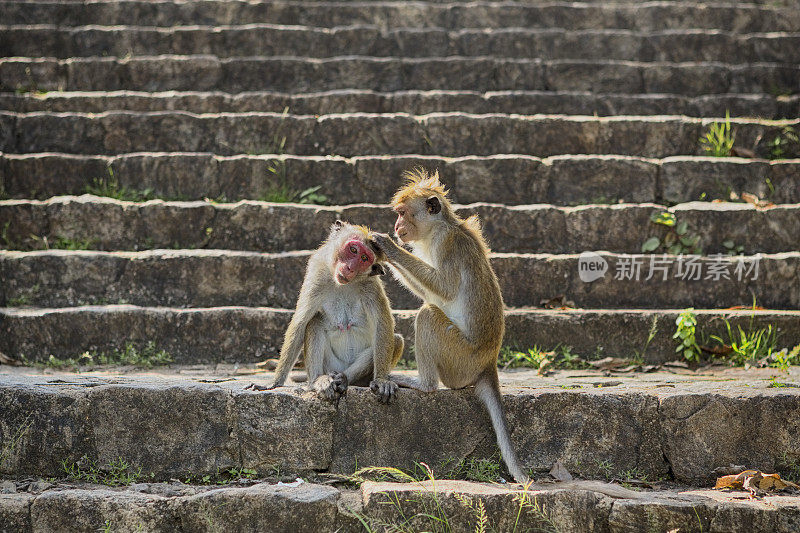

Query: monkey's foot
[314,372,348,402]
[370,378,398,404]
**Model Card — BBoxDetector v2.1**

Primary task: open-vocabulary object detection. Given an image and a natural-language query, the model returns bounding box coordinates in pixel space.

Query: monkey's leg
[305,318,346,402]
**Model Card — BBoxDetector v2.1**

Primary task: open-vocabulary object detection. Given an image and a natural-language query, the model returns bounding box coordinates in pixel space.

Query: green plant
[722,240,745,256]
[674,309,702,362]
[642,212,702,254]
[85,168,157,202]
[0,415,33,468]
[441,454,503,483]
[62,456,143,486]
[768,126,799,160]
[1,221,12,248]
[498,345,547,369]
[771,344,800,372]
[709,320,779,366]
[777,451,800,483]
[34,342,172,370]
[7,284,39,307]
[699,111,735,157]
[30,234,96,250]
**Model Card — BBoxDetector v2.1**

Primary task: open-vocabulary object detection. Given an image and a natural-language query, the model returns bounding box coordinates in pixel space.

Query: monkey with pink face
[248,220,404,403]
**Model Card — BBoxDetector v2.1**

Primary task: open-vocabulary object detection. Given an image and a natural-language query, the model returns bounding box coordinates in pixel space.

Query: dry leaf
[540,295,575,309]
[0,352,21,366]
[549,461,573,482]
[589,357,631,371]
[537,357,553,376]
[714,469,799,493]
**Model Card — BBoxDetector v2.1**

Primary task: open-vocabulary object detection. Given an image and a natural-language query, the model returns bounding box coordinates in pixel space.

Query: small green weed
[183,467,258,485]
[86,168,157,202]
[1,221,13,248]
[441,453,503,483]
[35,342,173,370]
[700,111,735,157]
[7,284,39,307]
[641,212,702,254]
[709,320,779,366]
[768,126,799,160]
[777,452,800,484]
[0,415,33,468]
[771,344,800,372]
[499,345,547,369]
[30,234,95,250]
[62,456,143,486]
[722,239,745,256]
[674,309,702,362]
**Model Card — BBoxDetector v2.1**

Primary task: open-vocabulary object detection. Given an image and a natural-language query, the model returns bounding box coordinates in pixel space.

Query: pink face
[335,238,376,284]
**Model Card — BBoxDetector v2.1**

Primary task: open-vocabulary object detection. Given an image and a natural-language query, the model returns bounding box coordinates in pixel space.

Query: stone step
[2,479,800,533]
[2,90,799,119]
[3,25,799,63]
[2,56,798,94]
[2,112,797,158]
[2,0,797,32]
[2,305,798,364]
[1,250,797,309]
[3,196,799,255]
[0,367,799,486]
[4,153,798,205]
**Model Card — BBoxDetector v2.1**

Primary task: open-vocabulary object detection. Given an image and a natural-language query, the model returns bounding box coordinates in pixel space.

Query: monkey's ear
[425,196,441,215]
[332,219,345,230]
[369,263,387,277]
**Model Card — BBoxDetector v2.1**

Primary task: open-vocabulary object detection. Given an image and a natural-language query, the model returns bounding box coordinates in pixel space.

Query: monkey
[369,169,529,484]
[246,220,404,404]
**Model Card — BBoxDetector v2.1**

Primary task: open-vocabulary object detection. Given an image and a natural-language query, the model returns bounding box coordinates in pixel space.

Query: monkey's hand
[370,378,398,404]
[313,372,348,402]
[369,233,398,256]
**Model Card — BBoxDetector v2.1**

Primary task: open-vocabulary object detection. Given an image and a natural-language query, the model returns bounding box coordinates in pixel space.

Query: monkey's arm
[373,235,459,301]
[269,279,326,388]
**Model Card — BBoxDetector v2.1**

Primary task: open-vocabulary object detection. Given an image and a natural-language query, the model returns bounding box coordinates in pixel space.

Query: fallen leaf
[537,357,553,376]
[589,357,632,371]
[714,469,799,493]
[540,295,575,309]
[0,352,22,366]
[549,461,573,482]
[731,147,757,158]
[700,344,733,356]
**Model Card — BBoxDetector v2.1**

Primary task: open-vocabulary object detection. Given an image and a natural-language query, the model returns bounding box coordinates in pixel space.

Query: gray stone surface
[1,367,799,484]
[3,90,797,119]
[2,478,800,533]
[3,26,798,64]
[1,306,799,365]
[2,57,797,93]
[2,111,796,158]
[2,1,797,32]
[3,197,799,254]
[5,152,799,205]
[2,249,798,309]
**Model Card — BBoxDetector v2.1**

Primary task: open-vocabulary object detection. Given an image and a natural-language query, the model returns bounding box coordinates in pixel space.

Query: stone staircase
[1,0,799,531]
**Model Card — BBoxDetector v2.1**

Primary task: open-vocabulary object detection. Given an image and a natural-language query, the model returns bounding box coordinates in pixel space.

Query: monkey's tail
[474,370,530,484]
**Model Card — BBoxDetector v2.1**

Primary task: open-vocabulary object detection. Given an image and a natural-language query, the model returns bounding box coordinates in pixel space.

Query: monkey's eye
[361,254,368,262]
[349,246,357,254]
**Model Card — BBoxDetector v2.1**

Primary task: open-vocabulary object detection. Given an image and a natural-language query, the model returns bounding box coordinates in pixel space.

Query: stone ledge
[2,196,799,254]
[0,368,798,485]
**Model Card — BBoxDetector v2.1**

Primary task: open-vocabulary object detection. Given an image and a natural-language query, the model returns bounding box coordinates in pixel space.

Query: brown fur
[372,169,528,483]
[248,221,403,404]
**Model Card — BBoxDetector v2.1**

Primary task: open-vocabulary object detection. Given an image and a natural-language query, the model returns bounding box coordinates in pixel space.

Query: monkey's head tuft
[390,168,454,243]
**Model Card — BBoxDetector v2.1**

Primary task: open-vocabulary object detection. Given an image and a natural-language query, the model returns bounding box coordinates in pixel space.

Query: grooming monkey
[247,220,404,403]
[370,169,529,483]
